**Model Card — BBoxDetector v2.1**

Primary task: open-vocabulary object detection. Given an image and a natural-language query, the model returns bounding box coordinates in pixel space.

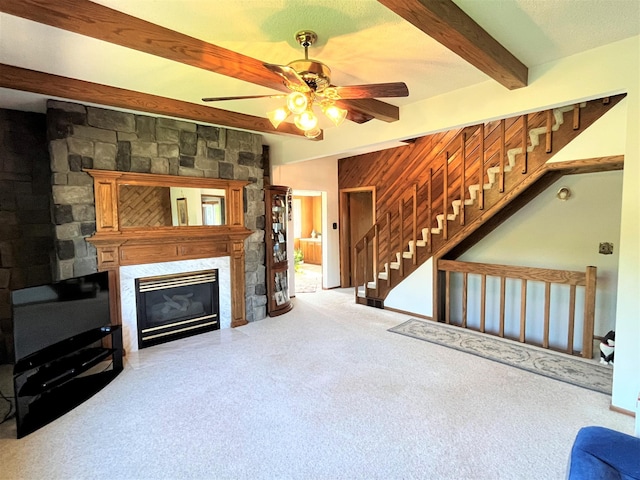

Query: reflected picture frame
[177,197,188,226]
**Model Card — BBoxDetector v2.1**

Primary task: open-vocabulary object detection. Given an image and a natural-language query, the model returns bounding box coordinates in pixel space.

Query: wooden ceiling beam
[0,0,398,124]
[377,0,528,89]
[0,64,315,139]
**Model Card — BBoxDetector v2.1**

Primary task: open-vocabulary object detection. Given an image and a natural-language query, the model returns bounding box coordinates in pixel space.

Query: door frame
[339,186,376,287]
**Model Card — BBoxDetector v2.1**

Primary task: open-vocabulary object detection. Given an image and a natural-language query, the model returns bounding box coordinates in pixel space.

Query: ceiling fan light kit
[202,30,409,139]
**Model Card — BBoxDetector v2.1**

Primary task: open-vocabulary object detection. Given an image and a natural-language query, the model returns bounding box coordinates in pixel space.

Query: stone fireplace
[46,100,268,324]
[120,258,230,352]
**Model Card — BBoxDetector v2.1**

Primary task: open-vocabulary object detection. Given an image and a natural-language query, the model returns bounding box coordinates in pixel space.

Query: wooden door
[340,188,375,287]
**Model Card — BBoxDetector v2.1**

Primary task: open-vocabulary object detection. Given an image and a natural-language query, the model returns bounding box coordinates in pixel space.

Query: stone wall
[0,109,54,362]
[47,100,267,322]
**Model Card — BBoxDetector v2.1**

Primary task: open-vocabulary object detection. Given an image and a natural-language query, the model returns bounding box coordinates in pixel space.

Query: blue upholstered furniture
[568,426,640,479]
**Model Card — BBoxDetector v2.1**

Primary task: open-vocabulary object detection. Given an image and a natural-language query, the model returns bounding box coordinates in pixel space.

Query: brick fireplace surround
[0,102,268,362]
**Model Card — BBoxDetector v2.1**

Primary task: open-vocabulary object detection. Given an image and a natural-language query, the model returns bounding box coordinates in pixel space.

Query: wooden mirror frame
[85,169,252,327]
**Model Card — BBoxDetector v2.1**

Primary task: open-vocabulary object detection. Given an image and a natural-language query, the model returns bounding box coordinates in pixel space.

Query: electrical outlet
[599,242,613,255]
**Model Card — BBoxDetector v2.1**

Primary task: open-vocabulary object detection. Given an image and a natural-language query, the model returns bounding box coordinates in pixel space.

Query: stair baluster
[443,151,449,240]
[521,115,528,174]
[545,109,553,153]
[412,184,418,265]
[427,169,433,254]
[499,119,506,192]
[479,123,485,209]
[459,133,466,225]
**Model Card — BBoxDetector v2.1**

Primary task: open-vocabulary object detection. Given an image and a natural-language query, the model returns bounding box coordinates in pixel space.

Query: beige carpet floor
[0,288,634,479]
[294,263,322,294]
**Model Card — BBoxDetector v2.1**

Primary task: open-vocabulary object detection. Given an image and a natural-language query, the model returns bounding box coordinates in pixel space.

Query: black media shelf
[13,325,123,438]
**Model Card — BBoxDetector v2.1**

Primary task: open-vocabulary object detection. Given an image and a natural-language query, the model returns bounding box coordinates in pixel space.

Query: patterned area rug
[389,319,613,395]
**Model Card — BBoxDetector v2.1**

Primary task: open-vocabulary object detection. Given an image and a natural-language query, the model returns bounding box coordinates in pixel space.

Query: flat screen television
[12,271,111,362]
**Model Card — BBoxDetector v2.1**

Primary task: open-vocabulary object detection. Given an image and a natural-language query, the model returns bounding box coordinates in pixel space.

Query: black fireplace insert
[135,270,220,349]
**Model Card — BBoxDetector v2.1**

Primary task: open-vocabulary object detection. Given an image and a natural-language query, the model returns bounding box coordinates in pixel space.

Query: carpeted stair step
[390,252,401,270]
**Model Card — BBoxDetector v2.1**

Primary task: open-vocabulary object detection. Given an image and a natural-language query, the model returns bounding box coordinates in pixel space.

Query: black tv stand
[13,325,123,438]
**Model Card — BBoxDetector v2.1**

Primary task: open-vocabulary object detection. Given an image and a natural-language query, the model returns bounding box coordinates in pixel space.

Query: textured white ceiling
[1,0,638,143]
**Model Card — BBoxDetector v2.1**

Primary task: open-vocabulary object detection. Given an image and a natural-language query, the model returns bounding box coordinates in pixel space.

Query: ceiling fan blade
[263,63,311,92]
[202,94,286,102]
[327,82,409,100]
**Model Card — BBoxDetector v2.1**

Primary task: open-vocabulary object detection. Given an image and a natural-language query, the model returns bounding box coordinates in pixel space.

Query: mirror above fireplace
[118,184,227,227]
[85,169,246,232]
[84,169,252,328]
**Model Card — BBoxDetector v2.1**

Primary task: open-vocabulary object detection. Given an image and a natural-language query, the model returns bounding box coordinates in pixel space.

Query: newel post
[582,266,597,359]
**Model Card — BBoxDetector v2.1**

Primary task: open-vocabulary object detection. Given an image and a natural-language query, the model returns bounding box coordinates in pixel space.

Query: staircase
[353,94,626,307]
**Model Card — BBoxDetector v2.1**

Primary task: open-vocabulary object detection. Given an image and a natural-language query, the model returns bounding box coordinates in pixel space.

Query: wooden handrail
[438,259,596,358]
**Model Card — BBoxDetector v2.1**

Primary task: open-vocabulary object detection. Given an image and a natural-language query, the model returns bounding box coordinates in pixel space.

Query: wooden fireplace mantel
[85,169,253,327]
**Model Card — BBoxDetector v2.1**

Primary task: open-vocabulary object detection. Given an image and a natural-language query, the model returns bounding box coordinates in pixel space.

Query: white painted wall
[385,258,434,317]
[273,36,640,411]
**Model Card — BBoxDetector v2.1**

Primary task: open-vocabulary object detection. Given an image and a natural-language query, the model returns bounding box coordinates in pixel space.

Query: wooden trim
[438,259,597,357]
[384,306,433,321]
[545,110,553,153]
[377,0,528,89]
[479,123,485,209]
[567,284,576,353]
[521,115,528,174]
[85,170,251,327]
[0,64,309,139]
[462,272,468,328]
[499,119,506,192]
[0,0,396,124]
[543,282,551,348]
[443,151,449,240]
[582,266,597,359]
[438,259,588,284]
[546,155,624,174]
[459,133,466,225]
[519,279,527,342]
[609,405,636,418]
[480,274,487,333]
[499,276,506,337]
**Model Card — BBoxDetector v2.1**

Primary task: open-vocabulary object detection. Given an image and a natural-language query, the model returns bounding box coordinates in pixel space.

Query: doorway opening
[292,191,323,294]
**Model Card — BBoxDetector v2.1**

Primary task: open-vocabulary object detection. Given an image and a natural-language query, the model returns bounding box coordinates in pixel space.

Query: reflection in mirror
[119,185,172,228]
[118,185,227,227]
[201,194,225,225]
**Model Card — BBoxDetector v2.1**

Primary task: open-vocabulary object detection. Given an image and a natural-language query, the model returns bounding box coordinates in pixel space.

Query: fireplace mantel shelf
[89,227,252,268]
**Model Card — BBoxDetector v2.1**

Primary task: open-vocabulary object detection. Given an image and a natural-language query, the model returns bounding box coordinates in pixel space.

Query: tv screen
[12,271,111,362]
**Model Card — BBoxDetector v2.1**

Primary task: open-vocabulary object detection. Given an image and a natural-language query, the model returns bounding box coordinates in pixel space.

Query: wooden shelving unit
[265,185,293,316]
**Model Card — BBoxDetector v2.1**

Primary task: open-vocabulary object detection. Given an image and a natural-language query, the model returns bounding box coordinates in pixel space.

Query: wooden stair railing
[353,94,626,305]
[437,259,597,359]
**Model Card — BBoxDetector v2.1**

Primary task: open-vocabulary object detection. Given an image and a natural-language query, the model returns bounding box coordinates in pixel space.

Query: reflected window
[201,195,225,226]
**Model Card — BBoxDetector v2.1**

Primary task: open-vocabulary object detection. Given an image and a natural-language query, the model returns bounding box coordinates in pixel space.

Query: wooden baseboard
[609,404,636,418]
[383,306,433,321]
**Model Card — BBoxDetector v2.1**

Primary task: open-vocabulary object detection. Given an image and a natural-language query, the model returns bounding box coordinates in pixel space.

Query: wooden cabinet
[300,238,322,265]
[265,185,293,316]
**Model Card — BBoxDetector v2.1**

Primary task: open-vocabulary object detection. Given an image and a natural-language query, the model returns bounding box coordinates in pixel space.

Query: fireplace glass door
[135,270,220,348]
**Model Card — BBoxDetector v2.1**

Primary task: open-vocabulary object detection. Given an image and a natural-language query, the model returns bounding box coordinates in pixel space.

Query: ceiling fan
[202,31,409,138]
